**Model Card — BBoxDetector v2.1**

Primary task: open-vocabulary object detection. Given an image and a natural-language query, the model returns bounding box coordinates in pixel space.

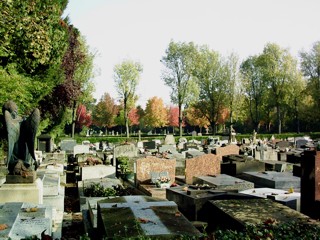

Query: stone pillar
[301,150,320,219]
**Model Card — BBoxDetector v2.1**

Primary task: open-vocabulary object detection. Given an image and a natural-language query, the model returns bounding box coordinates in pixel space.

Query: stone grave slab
[0,202,53,240]
[37,161,64,176]
[158,145,177,154]
[166,186,259,221]
[96,196,202,239]
[240,187,301,211]
[240,171,300,191]
[143,141,157,150]
[136,157,176,184]
[255,147,278,161]
[193,174,254,191]
[0,178,43,204]
[208,198,310,231]
[80,165,115,181]
[42,173,60,196]
[185,154,220,185]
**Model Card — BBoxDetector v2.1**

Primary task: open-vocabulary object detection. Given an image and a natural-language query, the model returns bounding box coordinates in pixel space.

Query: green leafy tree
[114,60,142,138]
[193,45,229,134]
[258,43,301,134]
[161,40,199,137]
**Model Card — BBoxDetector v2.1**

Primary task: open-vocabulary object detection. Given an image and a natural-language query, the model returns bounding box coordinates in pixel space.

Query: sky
[63,0,320,107]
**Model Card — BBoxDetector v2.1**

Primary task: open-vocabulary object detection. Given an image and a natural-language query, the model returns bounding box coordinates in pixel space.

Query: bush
[83,183,117,197]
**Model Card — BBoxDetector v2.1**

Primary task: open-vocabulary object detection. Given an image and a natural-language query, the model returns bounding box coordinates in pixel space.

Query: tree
[161,40,199,137]
[258,43,301,134]
[128,108,140,127]
[75,104,92,133]
[114,60,142,138]
[300,41,320,129]
[144,97,168,132]
[193,45,229,134]
[240,55,267,132]
[92,93,118,130]
[167,106,180,134]
[185,106,209,133]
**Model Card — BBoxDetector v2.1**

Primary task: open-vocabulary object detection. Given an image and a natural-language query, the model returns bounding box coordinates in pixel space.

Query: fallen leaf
[137,217,156,224]
[0,224,8,231]
[175,212,181,217]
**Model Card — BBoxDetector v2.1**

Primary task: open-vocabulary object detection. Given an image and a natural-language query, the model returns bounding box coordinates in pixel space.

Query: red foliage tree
[76,104,92,129]
[128,108,140,126]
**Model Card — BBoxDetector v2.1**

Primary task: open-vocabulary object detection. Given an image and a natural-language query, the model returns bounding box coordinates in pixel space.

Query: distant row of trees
[77,40,320,137]
[2,1,320,139]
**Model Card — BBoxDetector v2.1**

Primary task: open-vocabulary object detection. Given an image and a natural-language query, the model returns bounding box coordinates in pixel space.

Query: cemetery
[1,117,320,240]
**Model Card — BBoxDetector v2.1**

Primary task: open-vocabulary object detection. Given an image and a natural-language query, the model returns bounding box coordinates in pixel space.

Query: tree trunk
[71,100,77,138]
[179,104,183,137]
[277,105,281,134]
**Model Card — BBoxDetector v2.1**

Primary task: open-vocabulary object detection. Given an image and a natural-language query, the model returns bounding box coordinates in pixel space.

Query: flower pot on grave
[159,183,170,189]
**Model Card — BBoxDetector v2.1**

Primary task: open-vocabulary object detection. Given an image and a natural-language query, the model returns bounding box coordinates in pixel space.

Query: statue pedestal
[5,171,37,183]
[0,178,43,204]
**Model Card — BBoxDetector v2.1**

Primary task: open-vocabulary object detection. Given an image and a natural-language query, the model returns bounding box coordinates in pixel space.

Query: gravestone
[60,139,77,154]
[214,144,240,161]
[80,165,116,181]
[296,138,308,148]
[184,142,198,150]
[193,174,254,191]
[185,154,220,185]
[158,145,177,154]
[113,144,138,160]
[240,171,300,191]
[221,155,265,176]
[136,156,176,184]
[37,134,53,152]
[191,131,197,136]
[73,144,90,157]
[208,198,310,231]
[96,196,201,239]
[143,141,157,150]
[0,202,52,240]
[300,150,320,219]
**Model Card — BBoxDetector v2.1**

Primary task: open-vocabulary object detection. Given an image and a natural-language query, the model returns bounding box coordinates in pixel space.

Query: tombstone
[166,187,259,222]
[193,174,254,191]
[136,157,176,185]
[184,142,198,151]
[0,202,53,240]
[240,171,300,191]
[80,165,116,181]
[191,131,197,136]
[221,155,265,176]
[164,135,176,145]
[300,150,320,219]
[143,141,156,150]
[208,198,310,231]
[73,144,90,157]
[37,134,53,152]
[96,196,201,239]
[113,144,138,164]
[185,154,220,185]
[214,144,240,161]
[158,145,177,154]
[60,139,77,154]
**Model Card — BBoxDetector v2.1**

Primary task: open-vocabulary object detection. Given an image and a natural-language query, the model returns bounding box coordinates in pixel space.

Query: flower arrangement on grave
[156,176,171,188]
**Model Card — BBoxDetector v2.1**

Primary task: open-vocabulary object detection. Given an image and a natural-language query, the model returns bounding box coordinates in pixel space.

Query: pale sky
[64,0,320,107]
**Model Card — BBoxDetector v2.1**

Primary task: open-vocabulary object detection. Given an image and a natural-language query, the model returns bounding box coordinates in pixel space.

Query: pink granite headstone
[136,156,176,184]
[185,153,220,184]
[215,145,240,161]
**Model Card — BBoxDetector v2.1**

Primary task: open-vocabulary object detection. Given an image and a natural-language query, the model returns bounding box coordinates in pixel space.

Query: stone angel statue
[2,100,40,175]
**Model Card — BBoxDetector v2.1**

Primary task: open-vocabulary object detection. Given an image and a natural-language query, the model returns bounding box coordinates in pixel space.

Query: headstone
[136,157,176,184]
[191,131,197,136]
[37,134,53,152]
[60,139,77,154]
[214,144,240,161]
[193,174,254,191]
[73,144,90,157]
[300,150,320,219]
[143,141,156,150]
[184,142,198,150]
[42,173,60,196]
[185,154,220,185]
[96,196,201,239]
[113,144,138,160]
[0,202,53,240]
[208,198,310,231]
[240,171,300,191]
[158,145,177,154]
[80,165,116,181]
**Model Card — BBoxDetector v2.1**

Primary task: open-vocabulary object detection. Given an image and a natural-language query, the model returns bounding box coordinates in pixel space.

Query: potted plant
[156,176,171,188]
[117,156,134,180]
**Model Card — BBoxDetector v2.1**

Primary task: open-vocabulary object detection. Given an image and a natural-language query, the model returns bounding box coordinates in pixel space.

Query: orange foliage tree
[144,97,168,132]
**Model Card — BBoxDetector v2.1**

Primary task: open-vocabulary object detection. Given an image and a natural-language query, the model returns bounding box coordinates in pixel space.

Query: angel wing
[4,110,20,167]
[21,108,40,161]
